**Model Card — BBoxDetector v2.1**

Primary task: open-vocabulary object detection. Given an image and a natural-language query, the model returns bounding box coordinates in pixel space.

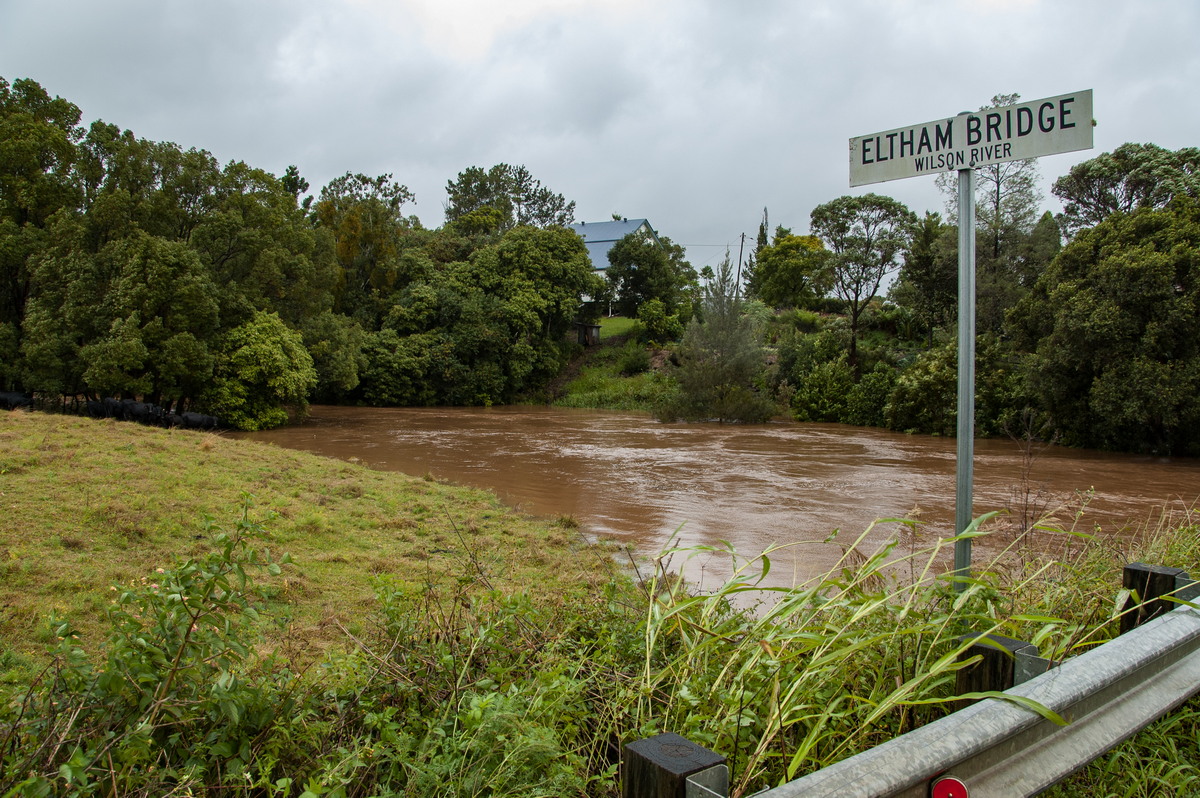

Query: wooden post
[955,633,1039,709]
[622,733,726,798]
[1121,563,1189,634]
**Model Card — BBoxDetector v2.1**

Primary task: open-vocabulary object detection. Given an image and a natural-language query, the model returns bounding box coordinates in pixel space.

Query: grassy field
[0,411,614,671]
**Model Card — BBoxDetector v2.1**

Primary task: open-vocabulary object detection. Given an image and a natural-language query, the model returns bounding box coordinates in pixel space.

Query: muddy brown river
[239,406,1200,588]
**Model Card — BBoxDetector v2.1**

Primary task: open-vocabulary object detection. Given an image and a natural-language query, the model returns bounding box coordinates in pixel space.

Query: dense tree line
[1,77,599,428]
[740,119,1200,455]
[6,76,1196,454]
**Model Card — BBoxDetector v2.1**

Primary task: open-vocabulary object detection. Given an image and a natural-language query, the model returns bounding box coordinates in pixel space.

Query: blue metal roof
[567,218,659,271]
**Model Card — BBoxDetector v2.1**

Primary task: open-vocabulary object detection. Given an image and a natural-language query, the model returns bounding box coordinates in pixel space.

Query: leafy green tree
[191,160,334,327]
[810,193,916,372]
[634,298,683,344]
[203,311,317,430]
[747,230,831,309]
[280,164,312,211]
[790,356,854,423]
[301,311,367,402]
[443,164,575,231]
[1011,197,1200,454]
[357,328,438,406]
[884,334,1023,437]
[22,221,220,406]
[374,226,598,406]
[313,172,419,325]
[1013,210,1062,288]
[605,231,695,318]
[888,211,956,343]
[1052,143,1200,237]
[0,77,83,229]
[483,224,604,342]
[92,232,219,405]
[844,362,898,427]
[0,77,85,376]
[76,121,223,243]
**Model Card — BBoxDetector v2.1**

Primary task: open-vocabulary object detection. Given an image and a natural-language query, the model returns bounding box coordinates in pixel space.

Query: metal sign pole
[954,157,976,589]
[847,91,1092,591]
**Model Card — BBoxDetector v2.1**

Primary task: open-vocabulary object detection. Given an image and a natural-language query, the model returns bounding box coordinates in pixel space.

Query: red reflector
[931,775,969,798]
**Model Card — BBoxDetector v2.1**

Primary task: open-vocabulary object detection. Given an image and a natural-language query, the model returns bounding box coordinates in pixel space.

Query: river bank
[0,411,613,667]
[3,409,1198,796]
[238,404,1200,594]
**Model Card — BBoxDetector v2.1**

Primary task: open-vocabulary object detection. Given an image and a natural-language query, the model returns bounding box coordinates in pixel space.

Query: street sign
[849,90,1093,187]
[846,89,1094,590]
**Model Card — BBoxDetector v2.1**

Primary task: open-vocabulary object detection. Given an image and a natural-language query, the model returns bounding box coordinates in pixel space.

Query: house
[567,218,660,273]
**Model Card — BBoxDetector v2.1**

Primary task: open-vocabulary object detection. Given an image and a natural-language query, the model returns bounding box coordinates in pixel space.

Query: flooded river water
[239,405,1200,587]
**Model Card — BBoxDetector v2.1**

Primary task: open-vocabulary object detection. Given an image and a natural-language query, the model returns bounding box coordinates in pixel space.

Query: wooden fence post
[622,733,726,798]
[1121,563,1189,634]
[955,633,1040,709]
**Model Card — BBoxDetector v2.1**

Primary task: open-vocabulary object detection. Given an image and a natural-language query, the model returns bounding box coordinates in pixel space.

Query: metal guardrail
[757,601,1200,797]
[624,566,1200,797]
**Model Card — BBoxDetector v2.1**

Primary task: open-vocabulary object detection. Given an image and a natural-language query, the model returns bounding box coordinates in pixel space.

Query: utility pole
[735,232,746,300]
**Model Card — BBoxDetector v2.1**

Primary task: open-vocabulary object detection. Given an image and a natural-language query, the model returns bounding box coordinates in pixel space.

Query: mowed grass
[0,411,613,669]
[599,315,638,337]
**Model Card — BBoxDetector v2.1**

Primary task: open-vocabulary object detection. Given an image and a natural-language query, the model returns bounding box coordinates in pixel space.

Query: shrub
[790,308,823,333]
[1,499,292,794]
[845,362,899,427]
[791,356,854,423]
[618,343,652,376]
[634,298,684,344]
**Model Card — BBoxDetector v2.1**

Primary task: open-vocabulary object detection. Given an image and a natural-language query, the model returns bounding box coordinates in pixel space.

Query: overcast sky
[2,0,1197,270]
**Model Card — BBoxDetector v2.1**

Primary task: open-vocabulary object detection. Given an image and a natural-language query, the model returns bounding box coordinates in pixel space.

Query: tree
[656,252,774,423]
[936,93,1043,264]
[1013,210,1062,288]
[191,160,334,328]
[747,230,831,309]
[202,311,317,430]
[810,193,916,371]
[605,231,695,319]
[280,164,310,209]
[888,211,956,343]
[373,225,599,406]
[0,77,83,229]
[443,164,574,232]
[933,93,1046,332]
[301,311,367,402]
[1051,143,1200,237]
[313,172,419,325]
[75,122,223,242]
[23,226,221,405]
[0,77,85,377]
[89,232,219,406]
[883,335,1024,437]
[1010,197,1200,455]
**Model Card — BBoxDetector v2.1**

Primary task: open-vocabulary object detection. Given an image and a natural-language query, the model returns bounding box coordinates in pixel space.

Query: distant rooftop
[567,218,660,271]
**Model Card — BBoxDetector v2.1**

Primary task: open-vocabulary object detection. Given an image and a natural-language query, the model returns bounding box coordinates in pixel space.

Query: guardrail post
[954,633,1040,707]
[622,733,727,798]
[1122,563,1190,634]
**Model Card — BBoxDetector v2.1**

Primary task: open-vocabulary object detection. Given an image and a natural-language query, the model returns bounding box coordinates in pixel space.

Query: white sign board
[849,90,1093,187]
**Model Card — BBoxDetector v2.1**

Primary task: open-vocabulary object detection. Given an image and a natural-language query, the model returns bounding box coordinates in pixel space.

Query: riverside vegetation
[2,411,1199,796]
[6,76,1200,795]
[5,77,1200,457]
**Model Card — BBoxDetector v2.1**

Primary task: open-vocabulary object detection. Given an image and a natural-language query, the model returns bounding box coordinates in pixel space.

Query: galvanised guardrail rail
[759,600,1200,797]
[624,564,1200,798]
